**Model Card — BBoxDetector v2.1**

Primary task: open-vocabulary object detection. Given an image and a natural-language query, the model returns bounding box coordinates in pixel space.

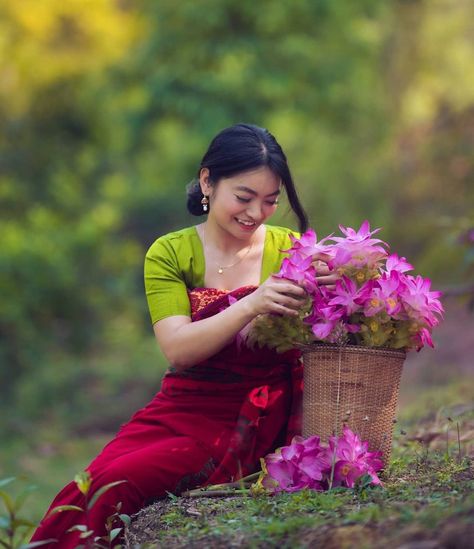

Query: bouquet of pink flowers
[248,221,444,352]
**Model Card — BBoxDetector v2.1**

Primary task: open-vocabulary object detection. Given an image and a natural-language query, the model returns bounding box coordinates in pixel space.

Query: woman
[31,123,337,547]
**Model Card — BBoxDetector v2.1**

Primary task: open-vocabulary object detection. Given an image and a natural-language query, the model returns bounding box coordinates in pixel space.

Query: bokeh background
[1,0,473,519]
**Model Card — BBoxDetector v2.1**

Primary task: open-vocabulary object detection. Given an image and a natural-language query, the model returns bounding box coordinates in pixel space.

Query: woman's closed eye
[235,195,279,206]
[235,195,251,203]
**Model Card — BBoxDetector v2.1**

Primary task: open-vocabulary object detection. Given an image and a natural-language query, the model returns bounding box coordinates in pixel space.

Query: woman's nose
[246,202,264,220]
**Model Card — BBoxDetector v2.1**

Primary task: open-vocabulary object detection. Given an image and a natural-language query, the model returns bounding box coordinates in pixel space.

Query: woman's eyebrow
[234,185,281,197]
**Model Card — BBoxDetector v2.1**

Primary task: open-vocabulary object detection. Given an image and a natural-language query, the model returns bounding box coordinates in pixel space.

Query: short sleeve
[144,237,191,324]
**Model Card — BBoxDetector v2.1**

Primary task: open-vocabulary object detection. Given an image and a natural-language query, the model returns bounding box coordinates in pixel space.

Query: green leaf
[19,539,58,548]
[45,504,83,519]
[79,529,94,539]
[109,527,122,541]
[0,515,11,528]
[118,513,131,527]
[74,471,92,496]
[14,485,37,513]
[0,478,16,489]
[0,490,15,514]
[354,473,374,494]
[12,517,36,529]
[66,523,88,533]
[87,480,127,511]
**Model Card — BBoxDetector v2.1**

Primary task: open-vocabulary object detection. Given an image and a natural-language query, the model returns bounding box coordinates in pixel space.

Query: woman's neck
[199,220,264,255]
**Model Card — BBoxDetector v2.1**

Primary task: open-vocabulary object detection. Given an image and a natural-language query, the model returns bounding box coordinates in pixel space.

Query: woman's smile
[235,217,257,230]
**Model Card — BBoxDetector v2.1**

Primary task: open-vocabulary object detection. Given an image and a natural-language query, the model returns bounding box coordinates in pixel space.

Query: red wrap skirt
[31,286,302,548]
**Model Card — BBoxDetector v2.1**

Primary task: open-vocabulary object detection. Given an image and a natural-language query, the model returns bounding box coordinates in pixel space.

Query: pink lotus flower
[276,253,317,293]
[262,436,327,493]
[328,427,383,488]
[305,305,343,340]
[328,276,372,316]
[286,229,334,259]
[336,220,382,243]
[385,254,413,274]
[330,221,388,273]
[399,275,443,328]
[363,273,402,317]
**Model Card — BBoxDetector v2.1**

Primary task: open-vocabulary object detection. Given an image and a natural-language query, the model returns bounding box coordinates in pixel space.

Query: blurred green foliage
[0,0,473,446]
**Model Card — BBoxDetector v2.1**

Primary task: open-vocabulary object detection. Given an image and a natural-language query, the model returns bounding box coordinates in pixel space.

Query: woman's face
[201,166,281,240]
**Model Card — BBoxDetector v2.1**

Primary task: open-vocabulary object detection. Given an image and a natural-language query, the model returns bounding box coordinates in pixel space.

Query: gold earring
[201,196,209,212]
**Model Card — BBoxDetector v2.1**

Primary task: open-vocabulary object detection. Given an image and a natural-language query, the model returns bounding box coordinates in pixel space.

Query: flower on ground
[328,426,383,488]
[260,427,383,494]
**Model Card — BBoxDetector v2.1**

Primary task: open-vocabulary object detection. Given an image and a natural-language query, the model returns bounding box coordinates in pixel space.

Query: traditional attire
[31,225,303,548]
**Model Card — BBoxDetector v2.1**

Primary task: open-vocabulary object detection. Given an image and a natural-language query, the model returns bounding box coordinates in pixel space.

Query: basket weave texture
[301,344,405,462]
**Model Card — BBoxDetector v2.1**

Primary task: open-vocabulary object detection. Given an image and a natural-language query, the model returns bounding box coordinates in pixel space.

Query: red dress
[31,286,302,548]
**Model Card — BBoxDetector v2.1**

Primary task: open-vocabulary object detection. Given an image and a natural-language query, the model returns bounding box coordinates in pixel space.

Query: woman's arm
[153,276,306,371]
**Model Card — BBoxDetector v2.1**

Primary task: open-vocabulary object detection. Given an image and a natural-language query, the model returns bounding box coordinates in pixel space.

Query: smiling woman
[31,124,335,548]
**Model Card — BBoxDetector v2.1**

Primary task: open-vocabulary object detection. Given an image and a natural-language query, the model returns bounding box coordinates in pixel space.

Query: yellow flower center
[387,298,396,308]
[370,298,380,307]
[340,464,351,476]
[370,321,379,332]
[356,271,365,282]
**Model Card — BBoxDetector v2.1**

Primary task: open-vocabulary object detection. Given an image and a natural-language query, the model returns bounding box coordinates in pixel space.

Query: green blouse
[144,225,297,325]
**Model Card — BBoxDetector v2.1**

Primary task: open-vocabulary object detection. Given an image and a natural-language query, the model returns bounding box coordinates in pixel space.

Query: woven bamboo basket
[300,344,406,463]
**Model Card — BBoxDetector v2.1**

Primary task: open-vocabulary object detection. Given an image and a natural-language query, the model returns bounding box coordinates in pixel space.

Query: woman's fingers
[272,301,300,316]
[260,280,308,315]
[313,263,331,274]
[312,259,339,288]
[270,276,307,297]
[277,294,307,310]
[316,273,339,284]
[312,252,332,262]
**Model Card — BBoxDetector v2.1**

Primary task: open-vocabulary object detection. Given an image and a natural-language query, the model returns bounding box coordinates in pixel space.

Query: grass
[0,433,109,522]
[125,451,473,548]
[125,377,474,548]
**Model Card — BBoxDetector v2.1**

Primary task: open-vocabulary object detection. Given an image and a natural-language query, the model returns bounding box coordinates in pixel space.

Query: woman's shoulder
[146,226,198,258]
[265,224,300,245]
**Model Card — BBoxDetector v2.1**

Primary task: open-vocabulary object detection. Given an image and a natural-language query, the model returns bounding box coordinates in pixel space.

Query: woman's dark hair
[186,123,308,233]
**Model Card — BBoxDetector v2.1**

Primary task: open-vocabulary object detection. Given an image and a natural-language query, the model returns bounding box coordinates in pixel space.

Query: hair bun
[186,178,206,216]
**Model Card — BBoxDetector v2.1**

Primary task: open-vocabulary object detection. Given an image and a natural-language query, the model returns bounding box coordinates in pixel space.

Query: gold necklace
[202,225,254,274]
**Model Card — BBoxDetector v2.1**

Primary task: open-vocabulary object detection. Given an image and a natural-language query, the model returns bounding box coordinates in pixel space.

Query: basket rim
[297,342,406,359]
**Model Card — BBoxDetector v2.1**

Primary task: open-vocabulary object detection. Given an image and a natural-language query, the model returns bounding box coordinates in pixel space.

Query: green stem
[188,471,262,493]
[328,438,339,491]
[84,493,92,549]
[183,489,249,498]
[7,509,14,549]
[238,471,261,483]
[457,422,462,461]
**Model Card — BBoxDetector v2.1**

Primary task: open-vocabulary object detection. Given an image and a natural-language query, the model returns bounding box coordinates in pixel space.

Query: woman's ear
[199,168,212,196]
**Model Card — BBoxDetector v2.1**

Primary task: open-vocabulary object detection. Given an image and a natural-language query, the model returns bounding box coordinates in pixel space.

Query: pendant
[218,267,224,274]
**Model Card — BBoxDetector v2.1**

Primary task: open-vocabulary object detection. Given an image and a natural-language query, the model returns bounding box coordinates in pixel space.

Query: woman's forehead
[226,167,281,191]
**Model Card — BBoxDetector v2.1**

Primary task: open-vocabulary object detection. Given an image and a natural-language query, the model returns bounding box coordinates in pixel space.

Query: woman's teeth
[236,218,255,226]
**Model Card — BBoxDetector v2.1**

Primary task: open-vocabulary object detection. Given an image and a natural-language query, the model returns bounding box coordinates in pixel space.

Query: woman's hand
[312,253,339,290]
[244,275,307,317]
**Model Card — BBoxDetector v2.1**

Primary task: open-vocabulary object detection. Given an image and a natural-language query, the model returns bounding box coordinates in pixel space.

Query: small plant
[46,471,130,548]
[0,477,53,549]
